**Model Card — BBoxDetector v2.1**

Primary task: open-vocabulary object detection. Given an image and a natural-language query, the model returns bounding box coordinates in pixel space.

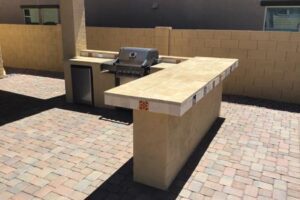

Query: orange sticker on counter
[139,100,149,111]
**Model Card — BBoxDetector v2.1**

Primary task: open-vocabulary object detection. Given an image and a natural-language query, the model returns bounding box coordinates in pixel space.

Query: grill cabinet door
[71,65,93,105]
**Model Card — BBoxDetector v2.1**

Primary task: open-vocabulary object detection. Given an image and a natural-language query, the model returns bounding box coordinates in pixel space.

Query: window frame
[21,5,60,25]
[23,8,41,25]
[263,5,300,31]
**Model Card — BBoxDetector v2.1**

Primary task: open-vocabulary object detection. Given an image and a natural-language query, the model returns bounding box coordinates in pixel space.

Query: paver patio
[0,70,299,200]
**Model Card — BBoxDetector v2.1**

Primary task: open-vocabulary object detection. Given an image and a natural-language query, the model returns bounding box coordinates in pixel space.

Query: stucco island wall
[65,56,177,107]
[133,84,222,189]
[104,57,238,189]
[65,57,115,106]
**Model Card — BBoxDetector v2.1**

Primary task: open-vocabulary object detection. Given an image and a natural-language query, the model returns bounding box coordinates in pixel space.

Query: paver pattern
[0,71,299,200]
[0,69,64,99]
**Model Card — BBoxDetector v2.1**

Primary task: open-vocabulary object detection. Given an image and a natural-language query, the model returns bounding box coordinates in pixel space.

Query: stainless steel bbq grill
[101,47,159,85]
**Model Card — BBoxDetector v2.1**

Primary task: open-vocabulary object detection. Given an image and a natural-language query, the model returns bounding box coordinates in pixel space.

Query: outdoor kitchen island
[105,57,239,190]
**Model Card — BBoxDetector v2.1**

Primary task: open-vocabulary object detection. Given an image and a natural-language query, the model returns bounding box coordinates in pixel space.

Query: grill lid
[101,47,159,77]
[117,47,159,67]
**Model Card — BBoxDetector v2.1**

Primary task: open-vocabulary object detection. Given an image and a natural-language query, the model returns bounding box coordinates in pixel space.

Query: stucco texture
[133,84,222,189]
[0,24,63,72]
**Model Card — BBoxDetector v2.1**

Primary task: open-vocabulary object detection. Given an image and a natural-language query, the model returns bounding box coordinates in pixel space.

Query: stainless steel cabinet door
[71,66,93,105]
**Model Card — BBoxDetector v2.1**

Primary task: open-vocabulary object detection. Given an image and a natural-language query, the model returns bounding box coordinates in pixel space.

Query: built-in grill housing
[101,47,159,85]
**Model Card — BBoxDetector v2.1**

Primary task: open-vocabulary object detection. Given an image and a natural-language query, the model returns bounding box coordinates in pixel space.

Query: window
[24,8,40,24]
[264,7,300,31]
[41,8,59,25]
[22,5,60,25]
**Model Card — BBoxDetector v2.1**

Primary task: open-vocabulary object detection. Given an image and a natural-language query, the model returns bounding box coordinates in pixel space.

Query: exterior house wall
[85,0,265,30]
[0,0,264,30]
[0,0,59,24]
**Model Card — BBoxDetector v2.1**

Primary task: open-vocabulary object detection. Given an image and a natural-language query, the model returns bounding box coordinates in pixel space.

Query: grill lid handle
[142,60,148,68]
[129,52,137,59]
[113,58,120,65]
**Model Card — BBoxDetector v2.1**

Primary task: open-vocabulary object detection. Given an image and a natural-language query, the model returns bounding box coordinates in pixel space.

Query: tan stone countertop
[69,56,112,64]
[69,56,176,70]
[105,57,238,116]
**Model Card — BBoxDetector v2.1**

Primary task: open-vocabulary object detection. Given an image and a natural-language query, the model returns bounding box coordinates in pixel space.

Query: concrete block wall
[0,24,299,104]
[0,25,155,72]
[86,27,155,51]
[154,27,172,55]
[169,30,300,104]
[0,24,63,72]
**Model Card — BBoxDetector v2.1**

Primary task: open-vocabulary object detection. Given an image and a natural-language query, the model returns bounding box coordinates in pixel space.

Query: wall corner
[0,45,6,78]
[154,26,172,56]
[60,0,87,60]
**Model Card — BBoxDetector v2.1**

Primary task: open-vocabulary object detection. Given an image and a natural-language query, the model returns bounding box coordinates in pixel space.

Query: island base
[133,84,222,190]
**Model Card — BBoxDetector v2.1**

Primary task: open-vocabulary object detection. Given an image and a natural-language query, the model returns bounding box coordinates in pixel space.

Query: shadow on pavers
[86,118,225,200]
[0,89,132,126]
[0,90,65,126]
[5,67,64,79]
[98,108,133,125]
[59,104,133,125]
[223,95,300,113]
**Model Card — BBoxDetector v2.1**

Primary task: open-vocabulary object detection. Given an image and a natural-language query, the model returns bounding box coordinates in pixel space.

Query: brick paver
[0,72,299,199]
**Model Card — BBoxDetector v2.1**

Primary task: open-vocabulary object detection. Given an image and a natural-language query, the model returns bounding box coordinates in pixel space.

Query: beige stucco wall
[0,24,63,72]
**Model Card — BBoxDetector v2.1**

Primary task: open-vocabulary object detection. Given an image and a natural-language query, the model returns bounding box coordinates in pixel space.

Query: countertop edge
[104,59,239,116]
